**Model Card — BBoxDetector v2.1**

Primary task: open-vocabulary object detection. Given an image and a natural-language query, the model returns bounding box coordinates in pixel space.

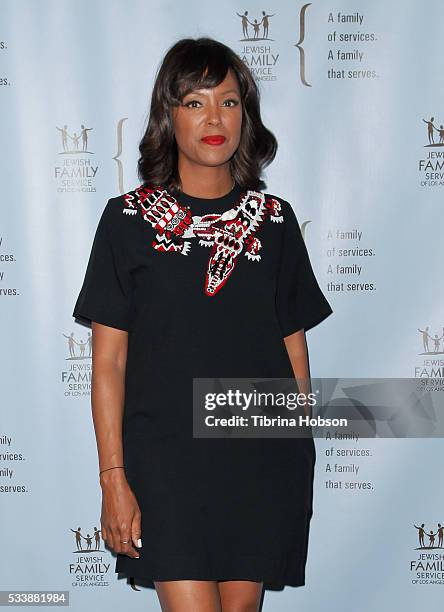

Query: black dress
[72,181,333,590]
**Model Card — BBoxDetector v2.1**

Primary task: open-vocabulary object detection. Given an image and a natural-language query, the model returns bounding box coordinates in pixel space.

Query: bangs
[167,42,236,105]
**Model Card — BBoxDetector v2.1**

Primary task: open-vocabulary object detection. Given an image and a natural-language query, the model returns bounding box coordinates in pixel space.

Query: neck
[176,164,235,198]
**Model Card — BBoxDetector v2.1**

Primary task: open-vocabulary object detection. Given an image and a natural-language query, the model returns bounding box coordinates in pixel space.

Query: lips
[201,135,226,145]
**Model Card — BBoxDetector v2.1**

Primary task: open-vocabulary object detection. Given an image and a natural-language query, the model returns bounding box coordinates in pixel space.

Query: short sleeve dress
[72,181,333,590]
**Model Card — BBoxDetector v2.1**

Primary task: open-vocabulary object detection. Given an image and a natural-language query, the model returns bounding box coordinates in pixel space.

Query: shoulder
[260,190,299,226]
[97,184,152,236]
[262,190,288,205]
[101,183,158,218]
[262,190,292,211]
[108,183,171,219]
[104,184,146,215]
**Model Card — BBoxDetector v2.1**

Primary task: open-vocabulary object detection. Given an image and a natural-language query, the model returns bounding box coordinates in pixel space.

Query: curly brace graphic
[122,185,283,296]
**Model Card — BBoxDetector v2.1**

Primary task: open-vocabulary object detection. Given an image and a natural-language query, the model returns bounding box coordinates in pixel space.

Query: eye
[183,99,202,108]
[223,99,240,107]
[183,98,240,109]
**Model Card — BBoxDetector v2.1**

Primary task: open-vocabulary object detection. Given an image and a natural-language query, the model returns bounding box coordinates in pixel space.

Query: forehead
[186,70,240,95]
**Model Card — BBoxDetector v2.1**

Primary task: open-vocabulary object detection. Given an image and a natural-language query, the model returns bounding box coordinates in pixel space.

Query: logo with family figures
[410,521,444,586]
[414,322,444,380]
[237,10,275,40]
[414,523,444,549]
[63,331,92,360]
[236,9,279,82]
[419,115,444,187]
[54,120,98,193]
[69,524,111,588]
[418,326,444,355]
[422,117,444,147]
[71,526,103,552]
[56,124,93,154]
[61,330,92,397]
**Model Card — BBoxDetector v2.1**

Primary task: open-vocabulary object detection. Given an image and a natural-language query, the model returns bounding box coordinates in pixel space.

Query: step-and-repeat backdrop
[1,1,443,610]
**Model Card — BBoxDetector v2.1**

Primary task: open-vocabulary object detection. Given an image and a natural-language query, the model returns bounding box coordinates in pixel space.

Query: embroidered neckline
[122,184,284,296]
[168,182,243,207]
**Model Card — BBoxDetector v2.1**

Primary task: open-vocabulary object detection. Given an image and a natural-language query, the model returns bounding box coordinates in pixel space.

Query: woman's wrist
[99,465,127,487]
[99,465,125,477]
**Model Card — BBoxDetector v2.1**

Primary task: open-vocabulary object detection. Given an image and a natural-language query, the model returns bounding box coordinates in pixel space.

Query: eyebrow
[185,88,240,96]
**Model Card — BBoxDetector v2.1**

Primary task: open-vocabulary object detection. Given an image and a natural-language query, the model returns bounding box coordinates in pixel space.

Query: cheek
[229,107,242,130]
[227,110,243,141]
[173,114,194,149]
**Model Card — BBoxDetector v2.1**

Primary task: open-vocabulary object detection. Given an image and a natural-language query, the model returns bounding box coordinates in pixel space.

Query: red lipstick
[201,135,226,145]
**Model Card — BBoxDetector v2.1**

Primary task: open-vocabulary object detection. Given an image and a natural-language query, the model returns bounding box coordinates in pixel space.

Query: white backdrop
[1,0,443,610]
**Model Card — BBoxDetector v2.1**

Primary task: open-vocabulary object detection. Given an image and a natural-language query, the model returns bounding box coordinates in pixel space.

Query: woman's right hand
[99,469,142,558]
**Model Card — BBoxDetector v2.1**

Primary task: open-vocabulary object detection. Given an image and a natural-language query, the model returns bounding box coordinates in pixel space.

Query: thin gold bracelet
[99,466,125,477]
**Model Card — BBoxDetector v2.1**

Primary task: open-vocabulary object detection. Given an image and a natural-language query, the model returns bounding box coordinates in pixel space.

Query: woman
[73,37,333,612]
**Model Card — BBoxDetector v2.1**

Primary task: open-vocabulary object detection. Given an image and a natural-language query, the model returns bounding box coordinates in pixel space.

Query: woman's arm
[283,328,312,418]
[92,322,127,475]
[92,321,141,558]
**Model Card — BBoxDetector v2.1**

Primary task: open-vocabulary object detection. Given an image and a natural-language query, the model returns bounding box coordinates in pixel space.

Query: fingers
[104,524,116,552]
[102,523,140,558]
[132,511,142,550]
[117,518,140,557]
[119,532,140,558]
[101,526,108,544]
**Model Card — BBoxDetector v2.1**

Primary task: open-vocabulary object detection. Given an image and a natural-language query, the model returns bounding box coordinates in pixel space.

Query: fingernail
[137,538,142,548]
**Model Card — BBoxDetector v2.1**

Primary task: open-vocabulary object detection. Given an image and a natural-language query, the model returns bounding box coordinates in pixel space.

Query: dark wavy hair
[138,37,277,192]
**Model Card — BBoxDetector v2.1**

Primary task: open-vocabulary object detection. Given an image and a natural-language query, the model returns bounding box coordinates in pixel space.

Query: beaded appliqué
[122,184,283,296]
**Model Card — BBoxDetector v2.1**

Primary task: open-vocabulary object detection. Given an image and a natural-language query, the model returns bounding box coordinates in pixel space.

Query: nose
[206,101,222,126]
